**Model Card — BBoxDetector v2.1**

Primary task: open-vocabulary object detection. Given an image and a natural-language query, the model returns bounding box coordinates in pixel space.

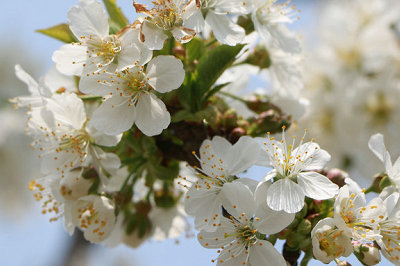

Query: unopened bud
[326,168,348,187]
[297,219,312,235]
[229,127,246,143]
[82,165,98,179]
[173,45,186,58]
[353,242,381,265]
[223,109,238,128]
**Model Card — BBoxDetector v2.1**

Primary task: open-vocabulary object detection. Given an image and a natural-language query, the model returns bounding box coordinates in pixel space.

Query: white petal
[46,93,87,129]
[118,28,152,69]
[44,66,76,93]
[234,178,258,193]
[171,26,195,43]
[79,64,115,95]
[91,96,136,135]
[292,142,331,171]
[15,64,40,95]
[248,240,286,266]
[205,12,245,46]
[221,182,256,220]
[90,127,121,147]
[254,205,294,234]
[224,136,263,175]
[297,172,339,200]
[92,147,121,184]
[197,220,235,249]
[135,92,170,136]
[141,21,168,50]
[68,0,109,39]
[218,242,246,265]
[183,8,205,33]
[146,56,185,93]
[214,0,253,14]
[184,186,223,231]
[254,182,295,234]
[368,133,387,162]
[52,44,87,76]
[267,178,305,213]
[199,136,232,178]
[268,24,302,54]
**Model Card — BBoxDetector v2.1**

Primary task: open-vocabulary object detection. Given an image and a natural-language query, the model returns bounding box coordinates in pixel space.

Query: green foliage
[36,24,77,43]
[102,0,129,31]
[179,43,244,112]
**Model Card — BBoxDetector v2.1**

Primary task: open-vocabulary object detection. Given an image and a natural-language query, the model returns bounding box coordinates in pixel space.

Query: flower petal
[221,182,256,220]
[91,96,135,135]
[52,44,87,76]
[135,92,170,136]
[368,133,387,163]
[205,11,245,46]
[254,181,295,234]
[248,240,286,266]
[292,142,331,171]
[68,0,109,39]
[267,178,305,213]
[146,55,185,93]
[297,172,339,200]
[224,136,264,175]
[197,219,236,249]
[118,28,152,70]
[141,21,168,50]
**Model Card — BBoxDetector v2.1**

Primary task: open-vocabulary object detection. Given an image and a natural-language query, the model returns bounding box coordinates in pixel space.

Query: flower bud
[326,168,348,187]
[353,242,381,265]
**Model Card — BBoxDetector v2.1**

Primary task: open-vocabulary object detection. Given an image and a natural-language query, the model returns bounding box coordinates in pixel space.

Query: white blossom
[70,195,116,243]
[10,65,76,110]
[184,0,252,46]
[369,133,400,189]
[53,0,151,76]
[250,0,301,54]
[84,55,185,136]
[311,218,353,264]
[197,181,293,265]
[333,178,386,242]
[259,128,338,213]
[376,191,400,264]
[28,93,121,183]
[184,135,265,231]
[134,0,199,50]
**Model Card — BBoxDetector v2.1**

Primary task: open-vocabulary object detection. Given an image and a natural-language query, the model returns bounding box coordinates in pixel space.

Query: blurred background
[1,0,397,265]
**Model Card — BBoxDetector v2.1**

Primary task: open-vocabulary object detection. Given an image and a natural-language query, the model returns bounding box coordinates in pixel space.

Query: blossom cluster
[300,0,400,177]
[11,0,400,265]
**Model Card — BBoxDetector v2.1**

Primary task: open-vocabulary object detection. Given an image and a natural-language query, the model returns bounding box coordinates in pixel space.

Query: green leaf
[171,106,217,123]
[146,160,180,182]
[192,44,244,109]
[36,23,77,43]
[184,37,206,62]
[88,178,100,195]
[102,0,129,30]
[202,82,230,104]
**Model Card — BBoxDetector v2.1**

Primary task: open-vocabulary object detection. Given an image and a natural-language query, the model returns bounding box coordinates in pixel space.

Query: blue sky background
[0,1,388,265]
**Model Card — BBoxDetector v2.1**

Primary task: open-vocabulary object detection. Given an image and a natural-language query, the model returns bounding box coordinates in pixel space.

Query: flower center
[119,65,150,98]
[85,35,121,66]
[77,202,108,238]
[151,1,183,30]
[317,228,345,257]
[57,129,90,154]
